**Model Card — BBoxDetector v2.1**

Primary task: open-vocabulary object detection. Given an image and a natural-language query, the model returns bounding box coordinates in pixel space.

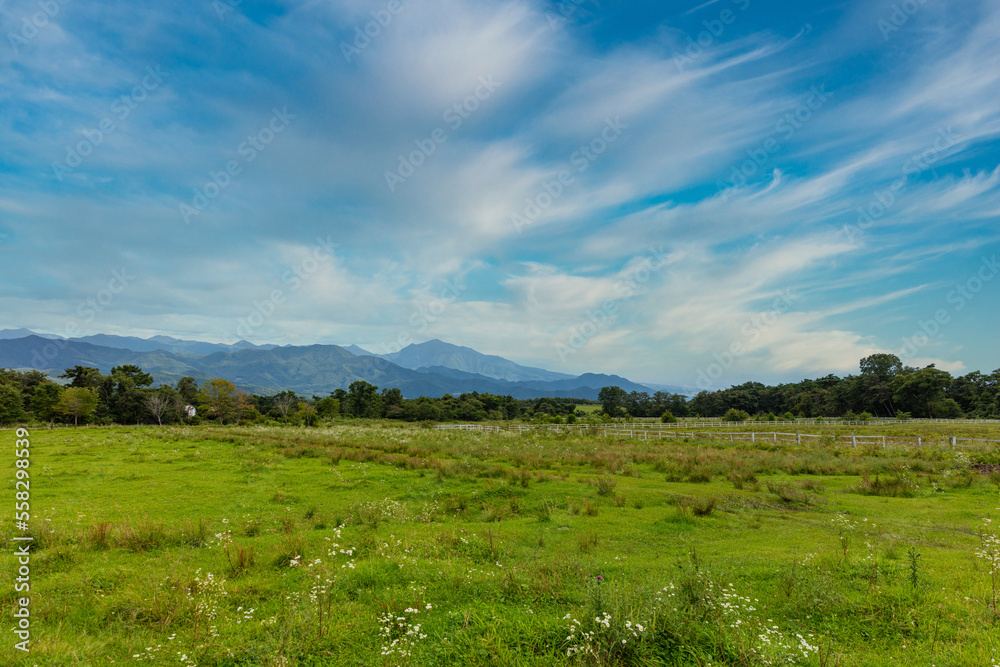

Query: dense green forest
[1,353,997,426]
[0,365,590,426]
[603,353,999,420]
[686,353,999,420]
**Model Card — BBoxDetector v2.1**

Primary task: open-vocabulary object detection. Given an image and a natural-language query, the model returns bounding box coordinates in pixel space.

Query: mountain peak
[379,339,576,383]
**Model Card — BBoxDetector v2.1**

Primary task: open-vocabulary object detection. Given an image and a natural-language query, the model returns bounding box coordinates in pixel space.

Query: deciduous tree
[144,391,172,426]
[56,387,99,427]
[348,380,381,418]
[31,382,63,422]
[197,378,241,425]
[598,386,627,418]
[272,391,298,424]
[0,383,26,425]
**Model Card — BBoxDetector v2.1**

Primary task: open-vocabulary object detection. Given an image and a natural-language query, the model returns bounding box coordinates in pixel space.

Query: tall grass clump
[595,476,617,496]
[849,467,918,497]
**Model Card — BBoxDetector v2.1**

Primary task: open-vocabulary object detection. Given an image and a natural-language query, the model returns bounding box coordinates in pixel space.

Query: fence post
[773,432,777,443]
[751,432,755,444]
[797,430,801,445]
[852,432,856,448]
[917,436,921,447]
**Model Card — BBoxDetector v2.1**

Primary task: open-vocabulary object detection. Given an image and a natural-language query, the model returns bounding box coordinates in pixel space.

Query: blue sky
[2,0,998,388]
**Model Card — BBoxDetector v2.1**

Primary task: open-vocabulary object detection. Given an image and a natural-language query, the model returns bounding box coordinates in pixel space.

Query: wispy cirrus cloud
[1,0,998,386]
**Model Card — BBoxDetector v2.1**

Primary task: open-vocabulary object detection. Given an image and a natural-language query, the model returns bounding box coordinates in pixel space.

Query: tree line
[0,366,595,427]
[598,354,1000,420]
[1,354,996,427]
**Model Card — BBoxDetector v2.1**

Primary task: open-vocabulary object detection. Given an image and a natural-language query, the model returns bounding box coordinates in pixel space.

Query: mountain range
[0,329,274,355]
[0,330,686,399]
[358,338,576,383]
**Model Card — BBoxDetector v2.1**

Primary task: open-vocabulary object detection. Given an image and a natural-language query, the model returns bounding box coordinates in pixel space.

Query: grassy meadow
[4,423,1000,666]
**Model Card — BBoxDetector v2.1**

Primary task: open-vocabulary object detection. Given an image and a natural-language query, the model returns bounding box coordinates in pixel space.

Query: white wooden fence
[620,418,1000,428]
[434,423,1000,449]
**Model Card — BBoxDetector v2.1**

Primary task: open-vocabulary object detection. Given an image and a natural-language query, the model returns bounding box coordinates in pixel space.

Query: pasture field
[4,423,1000,666]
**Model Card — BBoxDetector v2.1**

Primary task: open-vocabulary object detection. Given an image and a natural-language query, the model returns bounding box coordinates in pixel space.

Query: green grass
[3,424,1000,665]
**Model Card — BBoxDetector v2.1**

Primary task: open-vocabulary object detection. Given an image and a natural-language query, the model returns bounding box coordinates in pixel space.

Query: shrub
[723,408,750,422]
[663,465,686,483]
[595,476,618,496]
[661,411,678,423]
[799,479,825,492]
[850,469,917,497]
[766,482,810,504]
[691,496,717,516]
[728,470,757,490]
[513,469,532,488]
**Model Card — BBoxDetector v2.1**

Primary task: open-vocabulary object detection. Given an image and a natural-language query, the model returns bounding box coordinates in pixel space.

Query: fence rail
[608,418,1000,428]
[434,423,1000,449]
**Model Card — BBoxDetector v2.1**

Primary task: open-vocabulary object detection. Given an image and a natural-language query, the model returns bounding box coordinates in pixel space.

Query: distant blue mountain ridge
[0,331,690,399]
